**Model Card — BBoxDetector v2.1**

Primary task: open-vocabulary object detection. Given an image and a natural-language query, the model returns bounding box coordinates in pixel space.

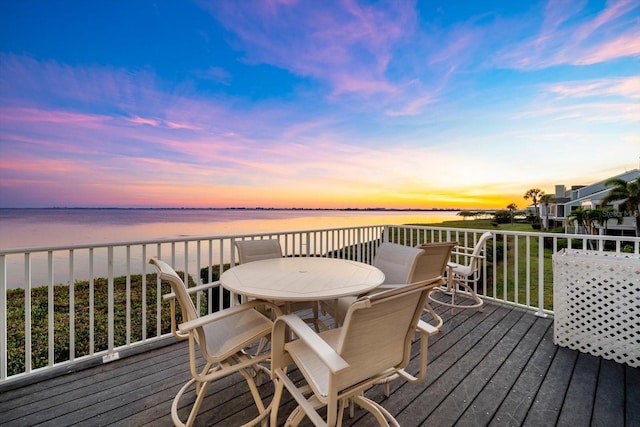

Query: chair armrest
[450,251,484,259]
[397,319,435,385]
[272,314,349,374]
[163,281,222,300]
[178,300,280,332]
[417,319,439,337]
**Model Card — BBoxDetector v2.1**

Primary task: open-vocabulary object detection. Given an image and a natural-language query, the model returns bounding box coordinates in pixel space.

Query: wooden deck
[2,300,638,426]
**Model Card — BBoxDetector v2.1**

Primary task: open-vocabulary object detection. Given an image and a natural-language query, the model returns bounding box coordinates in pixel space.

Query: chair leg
[312,301,321,332]
[338,398,350,424]
[270,376,285,427]
[171,377,211,427]
[285,406,306,427]
[423,302,443,330]
[238,365,274,426]
[428,278,483,310]
[353,395,400,427]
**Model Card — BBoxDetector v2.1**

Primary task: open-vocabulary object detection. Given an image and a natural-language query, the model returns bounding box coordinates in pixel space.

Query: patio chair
[324,242,452,329]
[428,231,493,310]
[408,241,458,328]
[270,279,440,427]
[149,258,280,427]
[235,239,321,329]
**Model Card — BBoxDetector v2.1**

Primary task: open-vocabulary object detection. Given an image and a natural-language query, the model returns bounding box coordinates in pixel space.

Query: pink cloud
[0,106,110,125]
[574,32,640,65]
[513,100,639,123]
[428,29,477,66]
[165,121,202,130]
[0,53,207,128]
[199,0,416,97]
[547,76,640,99]
[571,0,638,43]
[493,0,640,70]
[127,116,160,126]
[385,93,436,117]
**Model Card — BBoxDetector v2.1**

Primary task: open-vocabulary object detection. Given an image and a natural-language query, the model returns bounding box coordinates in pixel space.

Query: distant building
[532,169,639,235]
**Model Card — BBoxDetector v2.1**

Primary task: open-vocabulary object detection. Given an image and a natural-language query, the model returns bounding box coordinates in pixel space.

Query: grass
[6,272,199,376]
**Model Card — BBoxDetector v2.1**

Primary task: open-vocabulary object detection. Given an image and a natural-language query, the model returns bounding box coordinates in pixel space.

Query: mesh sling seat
[270,279,440,426]
[324,242,455,330]
[235,239,322,329]
[149,258,281,427]
[408,241,458,330]
[428,231,493,309]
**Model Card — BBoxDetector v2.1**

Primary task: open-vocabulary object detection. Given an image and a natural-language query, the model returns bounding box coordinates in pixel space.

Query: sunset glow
[1,1,638,209]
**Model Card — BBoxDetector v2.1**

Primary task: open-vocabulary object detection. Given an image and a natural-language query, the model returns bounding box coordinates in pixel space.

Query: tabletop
[220,257,385,301]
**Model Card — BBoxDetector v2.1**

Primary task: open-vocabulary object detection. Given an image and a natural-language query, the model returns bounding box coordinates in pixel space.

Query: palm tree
[567,208,588,234]
[506,203,518,224]
[598,206,623,235]
[539,194,556,231]
[584,208,602,235]
[601,176,640,237]
[524,188,544,223]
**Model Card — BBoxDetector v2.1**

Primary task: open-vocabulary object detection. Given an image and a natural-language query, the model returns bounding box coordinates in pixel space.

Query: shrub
[493,210,511,224]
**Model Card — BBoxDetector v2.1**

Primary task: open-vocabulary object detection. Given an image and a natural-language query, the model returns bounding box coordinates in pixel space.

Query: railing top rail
[391,224,640,242]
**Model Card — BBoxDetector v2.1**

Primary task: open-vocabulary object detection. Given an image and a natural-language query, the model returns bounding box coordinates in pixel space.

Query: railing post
[48,251,54,367]
[89,248,94,355]
[103,246,119,362]
[0,254,6,380]
[69,250,75,362]
[535,235,548,318]
[383,226,389,243]
[126,246,131,346]
[25,253,32,373]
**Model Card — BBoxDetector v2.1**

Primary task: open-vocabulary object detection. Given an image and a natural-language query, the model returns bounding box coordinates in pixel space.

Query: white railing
[1,224,638,385]
[385,225,639,316]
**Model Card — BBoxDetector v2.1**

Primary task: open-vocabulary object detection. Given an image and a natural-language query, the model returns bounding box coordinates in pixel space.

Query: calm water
[0,209,459,289]
[0,208,458,249]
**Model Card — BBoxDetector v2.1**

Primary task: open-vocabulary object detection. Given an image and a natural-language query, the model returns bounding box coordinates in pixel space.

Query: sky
[0,0,638,210]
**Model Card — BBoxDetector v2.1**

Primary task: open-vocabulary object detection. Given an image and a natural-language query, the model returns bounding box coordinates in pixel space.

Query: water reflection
[1,209,458,289]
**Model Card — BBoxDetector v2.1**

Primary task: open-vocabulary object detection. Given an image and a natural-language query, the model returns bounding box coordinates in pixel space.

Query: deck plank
[592,359,625,427]
[454,314,552,426]
[557,352,600,426]
[1,300,637,427]
[488,324,557,426]
[392,305,516,425]
[522,345,579,425]
[626,365,640,426]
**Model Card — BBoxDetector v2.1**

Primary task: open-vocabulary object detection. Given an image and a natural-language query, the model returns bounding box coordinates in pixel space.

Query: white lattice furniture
[552,249,640,367]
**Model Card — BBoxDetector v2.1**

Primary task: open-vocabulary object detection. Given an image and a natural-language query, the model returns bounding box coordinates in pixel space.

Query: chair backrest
[473,232,493,255]
[468,232,493,269]
[335,280,434,390]
[373,243,425,284]
[149,258,199,322]
[413,241,458,283]
[236,239,283,264]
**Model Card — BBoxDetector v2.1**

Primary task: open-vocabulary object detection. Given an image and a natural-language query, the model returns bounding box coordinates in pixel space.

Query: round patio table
[220,257,385,301]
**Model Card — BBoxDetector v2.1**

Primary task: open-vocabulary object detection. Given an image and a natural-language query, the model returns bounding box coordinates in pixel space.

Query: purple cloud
[198,0,416,97]
[493,0,640,70]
